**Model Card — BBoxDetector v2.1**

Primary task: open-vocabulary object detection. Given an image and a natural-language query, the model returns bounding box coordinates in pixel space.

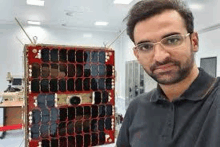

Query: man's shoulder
[124,88,158,120]
[211,77,220,103]
[212,77,220,93]
[216,77,220,86]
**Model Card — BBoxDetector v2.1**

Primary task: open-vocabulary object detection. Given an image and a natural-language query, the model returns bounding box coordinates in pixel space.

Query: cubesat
[24,44,115,147]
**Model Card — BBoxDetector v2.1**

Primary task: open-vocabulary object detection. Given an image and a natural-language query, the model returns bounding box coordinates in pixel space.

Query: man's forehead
[134,10,185,31]
[133,10,186,43]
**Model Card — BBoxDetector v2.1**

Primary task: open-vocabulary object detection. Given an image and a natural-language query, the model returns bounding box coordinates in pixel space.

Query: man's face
[133,10,198,85]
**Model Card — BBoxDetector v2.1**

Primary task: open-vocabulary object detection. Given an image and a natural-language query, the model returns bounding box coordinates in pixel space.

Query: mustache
[150,58,180,71]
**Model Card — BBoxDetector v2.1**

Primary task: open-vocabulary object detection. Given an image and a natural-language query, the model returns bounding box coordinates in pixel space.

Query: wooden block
[4,107,23,126]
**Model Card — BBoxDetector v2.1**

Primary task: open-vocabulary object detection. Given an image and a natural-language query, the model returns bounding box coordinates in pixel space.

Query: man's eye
[139,43,153,51]
[164,36,181,45]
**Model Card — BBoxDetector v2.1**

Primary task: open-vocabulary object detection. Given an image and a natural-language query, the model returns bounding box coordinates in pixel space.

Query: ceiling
[0,0,220,33]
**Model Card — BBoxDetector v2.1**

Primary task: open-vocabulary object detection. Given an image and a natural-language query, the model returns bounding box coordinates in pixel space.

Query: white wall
[0,24,24,91]
[196,30,220,76]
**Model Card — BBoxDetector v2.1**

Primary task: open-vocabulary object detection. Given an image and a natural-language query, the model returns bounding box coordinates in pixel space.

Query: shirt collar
[150,68,217,102]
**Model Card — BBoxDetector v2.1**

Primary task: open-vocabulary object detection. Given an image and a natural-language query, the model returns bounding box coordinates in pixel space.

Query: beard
[143,47,195,85]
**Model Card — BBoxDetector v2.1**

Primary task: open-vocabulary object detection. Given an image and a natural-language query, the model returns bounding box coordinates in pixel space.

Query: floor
[0,130,25,147]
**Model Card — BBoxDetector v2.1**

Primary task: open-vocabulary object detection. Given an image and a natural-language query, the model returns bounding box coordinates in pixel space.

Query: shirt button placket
[168,103,175,137]
[160,102,174,142]
[164,103,175,140]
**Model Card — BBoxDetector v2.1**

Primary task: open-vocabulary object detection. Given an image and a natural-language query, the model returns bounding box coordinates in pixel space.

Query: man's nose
[153,43,170,63]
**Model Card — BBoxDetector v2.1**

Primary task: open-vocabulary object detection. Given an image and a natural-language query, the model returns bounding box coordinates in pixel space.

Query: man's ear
[133,49,139,59]
[191,32,199,52]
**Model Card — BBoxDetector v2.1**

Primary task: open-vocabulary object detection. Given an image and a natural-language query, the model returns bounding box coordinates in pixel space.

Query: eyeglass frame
[133,33,191,52]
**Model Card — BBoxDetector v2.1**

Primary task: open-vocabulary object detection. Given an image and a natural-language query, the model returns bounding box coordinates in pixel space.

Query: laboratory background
[0,0,220,146]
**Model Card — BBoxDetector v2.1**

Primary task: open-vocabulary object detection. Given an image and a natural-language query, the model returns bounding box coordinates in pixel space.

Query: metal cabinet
[125,60,145,109]
[125,60,157,109]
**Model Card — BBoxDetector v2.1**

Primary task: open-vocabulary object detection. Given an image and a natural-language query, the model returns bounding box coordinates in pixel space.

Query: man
[117,0,220,146]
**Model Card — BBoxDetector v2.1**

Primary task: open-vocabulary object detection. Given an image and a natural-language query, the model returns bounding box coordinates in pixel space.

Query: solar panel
[24,44,115,147]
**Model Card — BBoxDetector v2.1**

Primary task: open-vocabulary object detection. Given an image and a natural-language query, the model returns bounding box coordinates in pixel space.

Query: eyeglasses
[133,33,190,53]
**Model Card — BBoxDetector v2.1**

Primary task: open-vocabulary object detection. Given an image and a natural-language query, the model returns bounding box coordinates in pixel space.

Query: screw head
[32,49,37,53]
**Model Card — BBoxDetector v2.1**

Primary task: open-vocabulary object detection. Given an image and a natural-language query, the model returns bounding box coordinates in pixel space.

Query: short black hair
[126,0,194,43]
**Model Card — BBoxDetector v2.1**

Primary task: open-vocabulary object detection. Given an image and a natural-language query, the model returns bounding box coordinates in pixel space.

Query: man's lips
[154,63,176,72]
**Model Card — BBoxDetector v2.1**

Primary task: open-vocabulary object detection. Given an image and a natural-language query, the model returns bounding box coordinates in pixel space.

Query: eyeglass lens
[136,34,186,52]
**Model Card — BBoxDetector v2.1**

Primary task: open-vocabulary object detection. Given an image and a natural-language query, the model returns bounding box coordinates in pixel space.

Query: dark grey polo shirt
[117,68,220,147]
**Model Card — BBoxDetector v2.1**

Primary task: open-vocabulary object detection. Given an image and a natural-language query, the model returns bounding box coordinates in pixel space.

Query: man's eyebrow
[136,32,181,45]
[161,32,181,38]
[136,40,151,45]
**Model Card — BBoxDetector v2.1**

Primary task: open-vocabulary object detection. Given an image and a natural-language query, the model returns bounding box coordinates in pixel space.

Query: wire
[107,29,126,48]
[15,17,33,44]
[18,138,24,147]
[16,36,24,46]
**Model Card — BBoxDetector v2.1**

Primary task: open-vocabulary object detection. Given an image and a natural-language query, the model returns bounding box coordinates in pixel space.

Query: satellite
[23,44,116,147]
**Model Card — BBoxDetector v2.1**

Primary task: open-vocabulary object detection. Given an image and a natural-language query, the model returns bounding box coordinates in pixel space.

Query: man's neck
[159,65,199,102]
